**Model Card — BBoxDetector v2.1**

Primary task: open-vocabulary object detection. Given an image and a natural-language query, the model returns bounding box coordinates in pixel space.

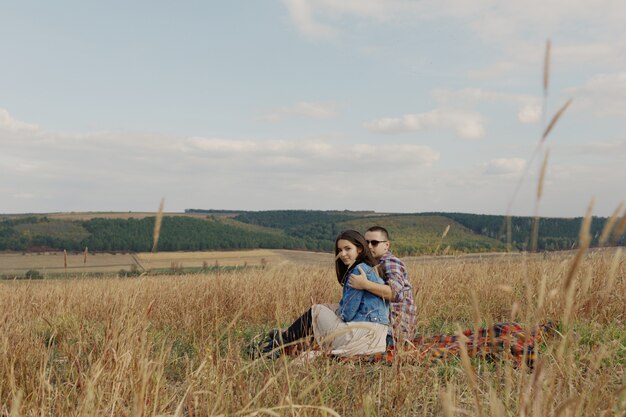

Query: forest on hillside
[417,212,620,250]
[0,216,328,253]
[0,210,624,254]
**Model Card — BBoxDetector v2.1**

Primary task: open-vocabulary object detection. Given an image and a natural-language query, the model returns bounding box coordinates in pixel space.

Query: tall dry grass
[0,250,624,416]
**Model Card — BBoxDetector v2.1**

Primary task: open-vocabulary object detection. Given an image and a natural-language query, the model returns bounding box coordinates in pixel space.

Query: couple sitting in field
[257,226,417,359]
[254,226,559,367]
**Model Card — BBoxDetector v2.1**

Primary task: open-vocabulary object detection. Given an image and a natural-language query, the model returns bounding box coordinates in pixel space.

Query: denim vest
[337,262,389,325]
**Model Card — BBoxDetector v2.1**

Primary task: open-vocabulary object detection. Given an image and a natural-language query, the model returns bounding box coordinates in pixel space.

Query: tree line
[420,212,623,251]
[0,216,332,252]
[1,211,623,253]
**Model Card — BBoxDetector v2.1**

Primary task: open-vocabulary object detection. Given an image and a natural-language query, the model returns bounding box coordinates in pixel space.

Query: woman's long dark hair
[335,230,378,286]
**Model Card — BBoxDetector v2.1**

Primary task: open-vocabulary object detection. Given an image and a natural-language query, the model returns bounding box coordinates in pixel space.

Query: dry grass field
[0,248,624,416]
[0,248,574,276]
[1,212,222,221]
[0,249,293,275]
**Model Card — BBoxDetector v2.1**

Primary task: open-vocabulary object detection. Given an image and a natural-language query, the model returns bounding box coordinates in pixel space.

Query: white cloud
[0,121,441,212]
[281,1,626,78]
[559,139,626,157]
[482,158,526,176]
[1,113,622,216]
[517,105,542,123]
[258,101,339,123]
[470,40,626,80]
[187,137,257,153]
[186,136,439,168]
[282,1,626,37]
[3,160,40,173]
[283,0,399,39]
[282,0,336,39]
[432,88,542,124]
[364,108,485,139]
[566,72,626,117]
[0,108,39,131]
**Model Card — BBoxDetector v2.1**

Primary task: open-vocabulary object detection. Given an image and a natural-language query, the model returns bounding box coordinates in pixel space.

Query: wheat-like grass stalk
[579,198,594,244]
[537,149,550,200]
[604,247,622,296]
[456,324,483,417]
[434,224,451,255]
[152,198,165,253]
[542,99,573,142]
[441,224,450,239]
[505,40,573,250]
[611,208,626,242]
[9,390,22,417]
[563,199,594,292]
[599,202,624,245]
[561,198,594,332]
[531,149,550,252]
[440,384,456,417]
[506,216,512,251]
[489,386,506,417]
[543,39,551,96]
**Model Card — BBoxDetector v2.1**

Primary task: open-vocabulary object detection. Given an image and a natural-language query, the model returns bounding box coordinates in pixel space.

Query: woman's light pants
[311,304,388,357]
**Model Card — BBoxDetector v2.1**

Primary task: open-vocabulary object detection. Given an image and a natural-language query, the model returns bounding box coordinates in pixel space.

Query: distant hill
[336,215,503,255]
[0,216,321,253]
[417,212,614,251]
[0,210,623,254]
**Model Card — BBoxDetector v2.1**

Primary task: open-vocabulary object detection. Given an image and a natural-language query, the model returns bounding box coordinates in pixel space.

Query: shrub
[25,269,43,279]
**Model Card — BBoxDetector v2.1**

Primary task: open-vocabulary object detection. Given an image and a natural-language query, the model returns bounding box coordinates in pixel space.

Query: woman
[258,230,389,358]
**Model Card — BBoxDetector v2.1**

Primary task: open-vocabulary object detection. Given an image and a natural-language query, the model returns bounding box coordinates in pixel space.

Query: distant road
[277,246,621,266]
[1,247,620,276]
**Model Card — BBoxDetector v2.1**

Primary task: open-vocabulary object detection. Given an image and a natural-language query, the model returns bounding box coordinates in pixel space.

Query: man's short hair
[366,226,390,240]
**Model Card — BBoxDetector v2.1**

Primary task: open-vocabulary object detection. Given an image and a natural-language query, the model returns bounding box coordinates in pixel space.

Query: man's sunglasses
[366,240,388,247]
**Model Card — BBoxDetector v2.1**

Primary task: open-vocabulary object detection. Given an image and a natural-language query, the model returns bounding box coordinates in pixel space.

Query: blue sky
[1,1,625,217]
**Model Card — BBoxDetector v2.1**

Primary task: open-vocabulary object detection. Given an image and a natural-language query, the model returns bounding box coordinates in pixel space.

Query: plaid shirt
[379,252,417,342]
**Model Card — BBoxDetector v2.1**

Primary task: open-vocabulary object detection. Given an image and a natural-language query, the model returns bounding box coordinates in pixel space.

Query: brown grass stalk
[579,198,594,244]
[599,202,624,245]
[605,247,623,296]
[611,207,626,242]
[537,149,549,201]
[440,384,456,417]
[457,324,483,417]
[542,99,573,142]
[563,199,594,294]
[434,224,451,255]
[152,198,165,253]
[543,39,551,96]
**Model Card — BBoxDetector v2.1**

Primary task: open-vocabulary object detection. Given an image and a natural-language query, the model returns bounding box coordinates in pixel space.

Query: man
[348,226,417,346]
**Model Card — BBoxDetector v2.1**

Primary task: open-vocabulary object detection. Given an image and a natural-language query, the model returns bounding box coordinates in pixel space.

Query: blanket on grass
[283,321,560,368]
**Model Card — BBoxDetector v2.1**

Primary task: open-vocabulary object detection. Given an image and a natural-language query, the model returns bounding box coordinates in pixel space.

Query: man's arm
[348,266,393,301]
[380,256,406,304]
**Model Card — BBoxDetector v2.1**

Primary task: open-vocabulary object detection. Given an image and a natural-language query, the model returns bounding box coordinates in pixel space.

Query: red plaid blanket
[285,322,560,368]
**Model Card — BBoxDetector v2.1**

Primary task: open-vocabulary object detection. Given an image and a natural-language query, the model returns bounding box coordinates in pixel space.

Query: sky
[1,1,625,217]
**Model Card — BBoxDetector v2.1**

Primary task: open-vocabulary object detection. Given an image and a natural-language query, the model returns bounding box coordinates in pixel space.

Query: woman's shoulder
[352,262,374,273]
[352,262,384,281]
